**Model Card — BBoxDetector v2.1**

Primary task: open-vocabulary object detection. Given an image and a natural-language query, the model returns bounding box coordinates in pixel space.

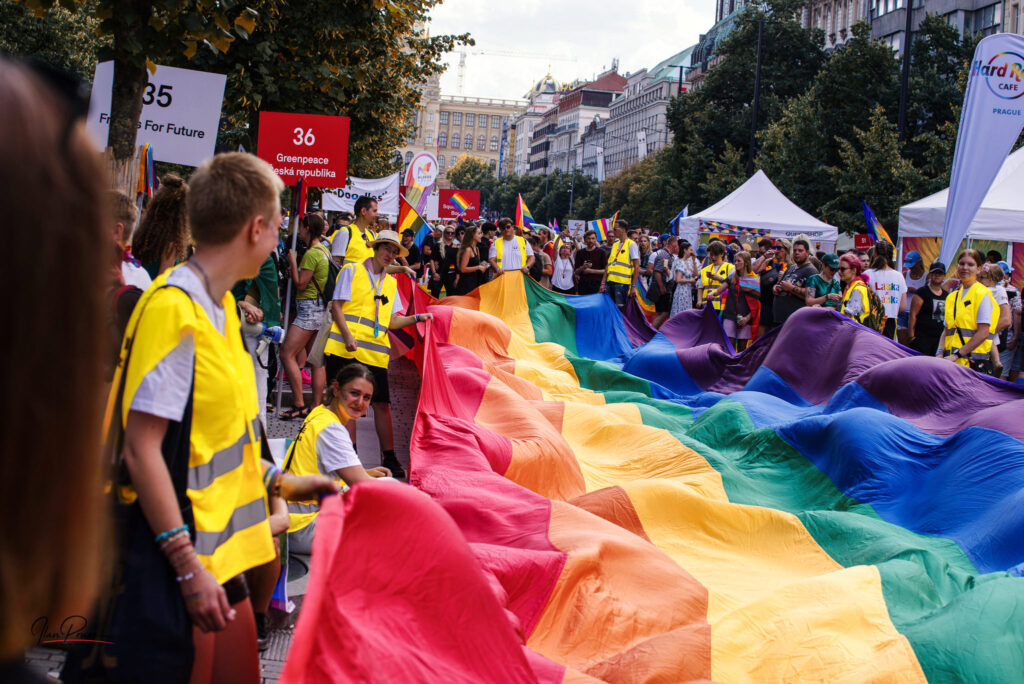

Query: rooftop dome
[524,72,560,99]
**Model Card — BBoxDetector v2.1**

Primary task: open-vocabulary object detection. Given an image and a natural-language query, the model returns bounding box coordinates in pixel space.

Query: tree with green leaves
[821,106,926,235]
[446,154,495,208]
[0,0,105,80]
[186,0,470,177]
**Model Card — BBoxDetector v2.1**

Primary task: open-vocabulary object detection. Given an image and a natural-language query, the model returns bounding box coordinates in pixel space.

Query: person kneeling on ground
[324,229,432,480]
[285,363,394,554]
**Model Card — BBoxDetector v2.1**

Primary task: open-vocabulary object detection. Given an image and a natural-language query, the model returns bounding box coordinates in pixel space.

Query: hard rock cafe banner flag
[283,273,1024,683]
[940,33,1024,265]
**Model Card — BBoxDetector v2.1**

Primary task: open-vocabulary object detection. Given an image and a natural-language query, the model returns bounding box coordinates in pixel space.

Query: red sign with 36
[256,111,349,188]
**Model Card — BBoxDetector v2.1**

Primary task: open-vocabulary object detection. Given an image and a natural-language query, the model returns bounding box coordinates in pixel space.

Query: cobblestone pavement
[26,357,421,682]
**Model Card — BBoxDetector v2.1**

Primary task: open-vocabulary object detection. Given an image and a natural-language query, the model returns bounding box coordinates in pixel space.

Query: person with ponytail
[284,363,393,554]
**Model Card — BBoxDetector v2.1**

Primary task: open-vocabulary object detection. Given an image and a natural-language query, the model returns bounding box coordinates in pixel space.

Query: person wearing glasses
[430,224,459,297]
[488,217,535,277]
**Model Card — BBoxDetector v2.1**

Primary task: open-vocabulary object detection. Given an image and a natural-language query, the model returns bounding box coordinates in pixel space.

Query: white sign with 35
[86,61,226,167]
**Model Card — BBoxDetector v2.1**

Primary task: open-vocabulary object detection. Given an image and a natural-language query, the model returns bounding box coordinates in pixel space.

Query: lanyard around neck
[364,263,386,336]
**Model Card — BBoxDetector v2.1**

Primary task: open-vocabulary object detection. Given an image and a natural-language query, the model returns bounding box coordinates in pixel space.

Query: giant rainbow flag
[283,272,1024,683]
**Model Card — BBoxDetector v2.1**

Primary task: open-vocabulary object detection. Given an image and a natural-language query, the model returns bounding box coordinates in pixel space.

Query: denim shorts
[606,281,629,306]
[293,297,325,331]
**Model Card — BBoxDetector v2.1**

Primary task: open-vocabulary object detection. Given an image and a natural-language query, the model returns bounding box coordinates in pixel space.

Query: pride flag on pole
[398,194,431,248]
[515,194,534,232]
[862,200,893,244]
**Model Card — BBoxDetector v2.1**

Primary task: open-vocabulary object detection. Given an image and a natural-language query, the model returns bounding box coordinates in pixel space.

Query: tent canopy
[899,147,1024,241]
[678,170,839,242]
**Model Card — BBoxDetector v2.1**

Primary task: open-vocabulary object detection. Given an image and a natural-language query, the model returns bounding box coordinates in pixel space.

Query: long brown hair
[457,226,480,265]
[0,59,109,659]
[131,173,189,268]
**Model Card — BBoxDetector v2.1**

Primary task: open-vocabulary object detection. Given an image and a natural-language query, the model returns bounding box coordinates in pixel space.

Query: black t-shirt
[575,247,608,295]
[773,261,818,325]
[913,285,948,343]
[404,243,422,277]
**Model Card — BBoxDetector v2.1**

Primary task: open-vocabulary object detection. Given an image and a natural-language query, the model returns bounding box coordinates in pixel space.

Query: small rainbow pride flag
[448,191,471,214]
[515,194,534,231]
[862,200,893,244]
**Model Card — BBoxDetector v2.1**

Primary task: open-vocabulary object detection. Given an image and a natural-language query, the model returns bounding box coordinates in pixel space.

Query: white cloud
[428,0,715,101]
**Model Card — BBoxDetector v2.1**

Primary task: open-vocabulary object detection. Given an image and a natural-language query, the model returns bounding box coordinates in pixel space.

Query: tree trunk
[108,59,148,162]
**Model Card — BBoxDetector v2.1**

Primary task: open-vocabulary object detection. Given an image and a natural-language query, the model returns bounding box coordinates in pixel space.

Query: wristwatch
[955,349,966,359]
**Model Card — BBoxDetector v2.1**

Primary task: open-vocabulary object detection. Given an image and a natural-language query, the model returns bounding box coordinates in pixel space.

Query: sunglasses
[838,266,852,272]
[444,231,454,236]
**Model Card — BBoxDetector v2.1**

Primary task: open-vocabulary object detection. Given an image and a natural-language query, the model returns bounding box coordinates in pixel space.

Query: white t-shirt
[332,258,405,310]
[316,421,362,474]
[904,268,927,292]
[989,283,1009,307]
[551,257,575,290]
[611,240,640,262]
[330,226,351,259]
[122,261,152,290]
[864,268,907,319]
[488,237,534,271]
[130,265,226,422]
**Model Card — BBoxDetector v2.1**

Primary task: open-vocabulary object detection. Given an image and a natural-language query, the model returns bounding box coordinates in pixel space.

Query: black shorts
[655,292,672,313]
[882,317,897,339]
[325,354,390,404]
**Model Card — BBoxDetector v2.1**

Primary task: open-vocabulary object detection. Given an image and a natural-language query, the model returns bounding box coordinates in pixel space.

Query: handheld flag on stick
[672,205,689,236]
[862,200,893,244]
[398,194,431,248]
[515,194,535,232]
[586,217,612,241]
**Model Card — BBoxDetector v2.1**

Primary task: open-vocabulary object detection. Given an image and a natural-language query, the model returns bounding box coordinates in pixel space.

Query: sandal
[280,405,309,421]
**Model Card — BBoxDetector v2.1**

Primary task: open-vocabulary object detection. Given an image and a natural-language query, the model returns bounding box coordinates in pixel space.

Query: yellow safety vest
[283,405,347,533]
[700,261,735,310]
[332,223,377,266]
[108,267,273,585]
[324,262,397,369]
[607,239,637,285]
[494,236,528,269]
[943,281,998,365]
[842,279,871,324]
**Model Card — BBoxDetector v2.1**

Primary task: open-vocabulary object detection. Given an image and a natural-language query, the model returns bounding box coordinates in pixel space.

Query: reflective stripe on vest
[111,266,273,584]
[842,281,870,324]
[943,281,997,360]
[323,263,397,368]
[495,236,527,269]
[284,405,346,533]
[607,239,636,284]
[338,224,376,266]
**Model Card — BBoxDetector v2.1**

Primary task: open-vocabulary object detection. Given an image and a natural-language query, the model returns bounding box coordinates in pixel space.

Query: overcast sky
[428,0,716,101]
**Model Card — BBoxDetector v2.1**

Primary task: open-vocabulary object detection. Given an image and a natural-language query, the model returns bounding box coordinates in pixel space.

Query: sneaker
[255,612,269,652]
[382,453,406,480]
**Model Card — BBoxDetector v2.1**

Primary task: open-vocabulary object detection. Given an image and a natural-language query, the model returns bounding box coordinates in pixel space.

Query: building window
[478,136,486,150]
[451,133,460,147]
[404,151,413,169]
[466,113,475,127]
[428,112,434,123]
[465,135,473,149]
[440,111,449,125]
[489,159,497,171]
[438,132,447,147]
[453,112,462,126]
[426,133,433,145]
[490,136,499,151]
[438,154,445,169]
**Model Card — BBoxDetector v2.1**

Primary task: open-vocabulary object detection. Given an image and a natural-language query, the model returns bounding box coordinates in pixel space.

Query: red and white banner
[256,111,349,188]
[436,189,481,220]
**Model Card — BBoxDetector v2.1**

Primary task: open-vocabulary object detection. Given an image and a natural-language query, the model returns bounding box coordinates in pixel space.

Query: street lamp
[747,17,780,177]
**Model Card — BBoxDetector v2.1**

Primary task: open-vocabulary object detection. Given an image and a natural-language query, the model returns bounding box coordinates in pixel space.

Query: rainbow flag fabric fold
[862,199,893,244]
[286,272,1024,683]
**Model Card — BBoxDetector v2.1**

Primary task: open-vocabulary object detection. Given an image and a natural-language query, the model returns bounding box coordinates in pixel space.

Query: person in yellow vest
[938,249,997,373]
[80,153,339,683]
[839,252,872,324]
[331,195,416,277]
[488,216,535,276]
[285,363,394,553]
[699,241,734,315]
[599,219,640,310]
[324,229,431,480]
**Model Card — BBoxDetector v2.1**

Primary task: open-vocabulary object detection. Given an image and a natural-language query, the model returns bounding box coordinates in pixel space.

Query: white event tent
[678,170,839,250]
[899,146,1024,242]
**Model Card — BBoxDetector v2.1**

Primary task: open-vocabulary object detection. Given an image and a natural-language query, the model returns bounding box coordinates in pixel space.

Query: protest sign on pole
[86,61,225,167]
[256,111,350,188]
[321,173,400,215]
[568,219,586,237]
[436,189,481,220]
[940,34,1024,266]
[404,152,439,216]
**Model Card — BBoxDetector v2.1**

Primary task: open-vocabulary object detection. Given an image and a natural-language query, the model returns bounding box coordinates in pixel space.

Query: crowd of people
[8,52,1023,684]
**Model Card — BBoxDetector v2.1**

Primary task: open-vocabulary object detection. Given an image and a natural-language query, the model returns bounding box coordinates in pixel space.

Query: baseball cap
[929,260,946,274]
[903,251,922,268]
[822,253,840,270]
[998,260,1013,275]
[696,244,708,257]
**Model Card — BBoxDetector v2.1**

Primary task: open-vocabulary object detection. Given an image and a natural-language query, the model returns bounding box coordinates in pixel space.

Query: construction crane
[456,48,578,94]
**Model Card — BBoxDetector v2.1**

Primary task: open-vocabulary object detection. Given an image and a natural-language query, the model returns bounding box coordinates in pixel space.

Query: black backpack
[313,242,341,306]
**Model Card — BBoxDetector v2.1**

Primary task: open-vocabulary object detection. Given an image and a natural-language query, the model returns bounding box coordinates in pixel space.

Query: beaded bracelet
[159,530,190,550]
[176,570,196,583]
[155,525,188,544]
